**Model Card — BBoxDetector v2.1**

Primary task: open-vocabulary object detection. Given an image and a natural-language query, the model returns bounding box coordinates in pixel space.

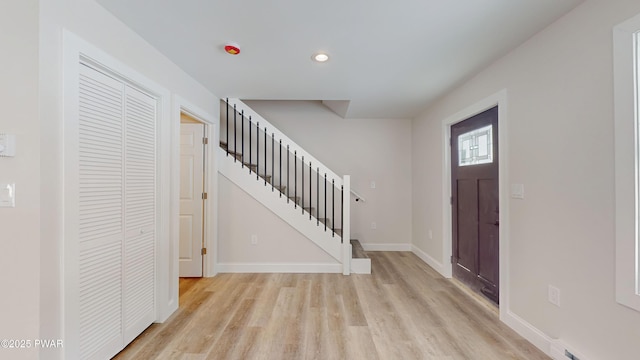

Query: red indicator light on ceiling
[224,44,240,55]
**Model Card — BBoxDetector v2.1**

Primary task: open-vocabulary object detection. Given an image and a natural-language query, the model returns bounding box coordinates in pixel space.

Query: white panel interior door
[179,122,205,277]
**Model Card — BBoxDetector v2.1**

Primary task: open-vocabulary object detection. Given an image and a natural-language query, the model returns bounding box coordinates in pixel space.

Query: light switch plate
[0,183,16,207]
[0,134,16,157]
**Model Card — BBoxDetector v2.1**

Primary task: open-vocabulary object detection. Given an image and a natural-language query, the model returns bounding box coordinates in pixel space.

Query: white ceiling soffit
[95,0,583,119]
[322,100,351,118]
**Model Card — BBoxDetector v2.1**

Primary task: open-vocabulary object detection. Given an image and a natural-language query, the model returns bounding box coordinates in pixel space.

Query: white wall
[0,1,40,359]
[39,1,217,359]
[244,100,413,249]
[412,0,640,358]
[217,176,339,267]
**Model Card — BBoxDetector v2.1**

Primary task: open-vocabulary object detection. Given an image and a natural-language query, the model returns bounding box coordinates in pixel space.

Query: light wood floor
[113,252,549,360]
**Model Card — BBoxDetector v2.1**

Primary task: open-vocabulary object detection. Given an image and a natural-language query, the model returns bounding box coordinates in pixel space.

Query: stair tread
[288,195,301,201]
[350,239,368,259]
[220,144,244,159]
[225,151,242,159]
[267,184,286,193]
[318,225,341,235]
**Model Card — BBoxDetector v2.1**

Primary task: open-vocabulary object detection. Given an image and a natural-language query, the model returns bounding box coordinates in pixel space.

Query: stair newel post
[279,139,282,197]
[341,185,344,243]
[241,110,244,168]
[309,161,312,220]
[256,122,259,181]
[248,116,252,174]
[264,126,267,186]
[332,179,335,237]
[271,133,275,192]
[294,151,297,209]
[286,145,290,203]
[233,104,237,162]
[324,173,327,231]
[317,168,320,226]
[225,99,229,157]
[342,175,351,275]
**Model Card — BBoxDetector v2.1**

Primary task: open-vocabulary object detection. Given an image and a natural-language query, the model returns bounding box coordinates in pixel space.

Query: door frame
[442,89,509,315]
[178,118,206,277]
[172,96,219,283]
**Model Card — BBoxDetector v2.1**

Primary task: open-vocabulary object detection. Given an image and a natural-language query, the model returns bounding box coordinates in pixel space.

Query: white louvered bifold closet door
[78,63,125,360]
[123,86,156,344]
[75,62,157,360]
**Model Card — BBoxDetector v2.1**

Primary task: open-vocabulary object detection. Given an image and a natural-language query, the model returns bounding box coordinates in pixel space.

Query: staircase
[218,98,370,274]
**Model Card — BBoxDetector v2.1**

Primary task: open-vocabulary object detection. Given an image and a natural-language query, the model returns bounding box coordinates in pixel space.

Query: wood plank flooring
[113,252,549,360]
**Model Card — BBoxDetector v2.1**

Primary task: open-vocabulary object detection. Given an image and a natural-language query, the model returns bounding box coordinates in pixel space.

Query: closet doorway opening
[179,112,208,277]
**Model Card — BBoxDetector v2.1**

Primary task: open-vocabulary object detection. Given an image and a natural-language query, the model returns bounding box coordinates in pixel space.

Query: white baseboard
[361,243,412,251]
[410,245,563,359]
[217,262,342,273]
[156,300,178,323]
[501,310,552,357]
[411,245,448,277]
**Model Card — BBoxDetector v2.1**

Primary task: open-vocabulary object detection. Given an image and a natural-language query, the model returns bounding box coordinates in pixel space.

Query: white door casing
[179,122,205,277]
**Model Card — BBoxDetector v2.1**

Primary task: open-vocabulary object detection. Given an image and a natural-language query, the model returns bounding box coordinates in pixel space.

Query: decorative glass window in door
[458,125,493,166]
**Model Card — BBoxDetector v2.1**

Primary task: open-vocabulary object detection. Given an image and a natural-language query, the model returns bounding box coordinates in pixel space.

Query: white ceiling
[95,0,583,119]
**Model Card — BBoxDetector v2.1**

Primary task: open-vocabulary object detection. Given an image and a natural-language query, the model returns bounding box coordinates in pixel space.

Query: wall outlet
[548,285,561,307]
[428,230,433,239]
[511,184,525,199]
[0,183,15,208]
[250,234,258,245]
[370,181,376,189]
[371,222,377,230]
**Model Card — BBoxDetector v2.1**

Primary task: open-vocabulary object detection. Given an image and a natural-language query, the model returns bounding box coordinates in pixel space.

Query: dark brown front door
[451,106,499,304]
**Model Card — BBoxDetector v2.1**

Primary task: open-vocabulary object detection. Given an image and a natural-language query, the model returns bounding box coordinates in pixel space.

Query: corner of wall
[411,244,448,277]
[501,310,553,357]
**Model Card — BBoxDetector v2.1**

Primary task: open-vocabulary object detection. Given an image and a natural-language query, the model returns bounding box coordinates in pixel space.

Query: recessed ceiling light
[312,53,329,62]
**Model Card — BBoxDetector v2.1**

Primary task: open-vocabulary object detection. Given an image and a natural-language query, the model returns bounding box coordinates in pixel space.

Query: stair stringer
[218,148,343,262]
